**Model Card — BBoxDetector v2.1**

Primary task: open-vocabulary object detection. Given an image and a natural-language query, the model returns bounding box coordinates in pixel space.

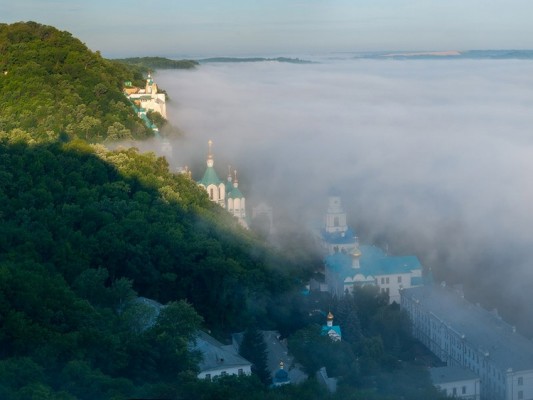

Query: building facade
[430,366,481,400]
[322,194,423,303]
[194,331,252,380]
[401,285,533,400]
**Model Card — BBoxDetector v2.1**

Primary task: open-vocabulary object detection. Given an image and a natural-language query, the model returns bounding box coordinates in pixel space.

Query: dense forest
[0,21,445,399]
[0,22,152,142]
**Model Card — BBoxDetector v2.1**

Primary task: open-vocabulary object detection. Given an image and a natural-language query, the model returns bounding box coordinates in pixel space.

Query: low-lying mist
[152,56,533,334]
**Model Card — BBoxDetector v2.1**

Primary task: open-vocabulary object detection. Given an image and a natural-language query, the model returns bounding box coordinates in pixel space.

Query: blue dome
[274,368,289,382]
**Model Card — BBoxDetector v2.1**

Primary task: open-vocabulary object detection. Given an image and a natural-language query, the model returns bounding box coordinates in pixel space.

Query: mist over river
[154,55,533,334]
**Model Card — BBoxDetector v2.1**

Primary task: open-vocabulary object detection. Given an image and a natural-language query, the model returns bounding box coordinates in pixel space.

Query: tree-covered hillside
[0,21,151,142]
[0,138,303,398]
[0,21,312,399]
[0,21,444,400]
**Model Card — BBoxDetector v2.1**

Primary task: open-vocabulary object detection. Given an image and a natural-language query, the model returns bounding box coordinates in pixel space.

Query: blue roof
[321,325,342,338]
[325,244,422,280]
[322,228,357,245]
[274,368,289,383]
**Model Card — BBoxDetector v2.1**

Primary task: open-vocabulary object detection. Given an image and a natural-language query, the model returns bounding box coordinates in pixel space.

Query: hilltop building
[124,73,167,132]
[401,285,533,400]
[198,140,248,228]
[321,193,423,303]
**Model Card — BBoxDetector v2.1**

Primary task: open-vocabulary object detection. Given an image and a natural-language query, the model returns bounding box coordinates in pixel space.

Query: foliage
[286,288,445,399]
[0,21,152,142]
[288,325,355,377]
[239,326,270,384]
[0,139,302,398]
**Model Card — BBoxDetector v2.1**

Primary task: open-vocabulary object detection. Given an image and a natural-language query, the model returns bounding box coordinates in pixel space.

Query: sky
[147,57,533,333]
[3,0,533,57]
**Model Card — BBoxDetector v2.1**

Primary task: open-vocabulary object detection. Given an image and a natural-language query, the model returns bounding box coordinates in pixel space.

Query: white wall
[436,379,480,400]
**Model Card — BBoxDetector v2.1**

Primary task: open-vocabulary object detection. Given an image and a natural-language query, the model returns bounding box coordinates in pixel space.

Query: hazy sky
[3,0,533,56]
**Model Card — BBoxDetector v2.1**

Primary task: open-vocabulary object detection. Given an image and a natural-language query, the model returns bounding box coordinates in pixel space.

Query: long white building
[401,285,533,400]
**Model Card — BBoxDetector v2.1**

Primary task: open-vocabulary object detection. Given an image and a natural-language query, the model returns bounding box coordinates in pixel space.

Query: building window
[381,277,385,284]
[398,276,402,283]
[221,371,227,376]
[205,374,211,380]
[334,217,339,227]
[518,377,523,385]
[518,390,523,400]
[452,387,457,396]
[209,188,214,199]
[462,386,466,394]
[386,277,390,284]
[238,368,244,375]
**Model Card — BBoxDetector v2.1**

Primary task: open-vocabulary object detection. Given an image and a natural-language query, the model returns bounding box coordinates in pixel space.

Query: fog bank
[154,57,533,333]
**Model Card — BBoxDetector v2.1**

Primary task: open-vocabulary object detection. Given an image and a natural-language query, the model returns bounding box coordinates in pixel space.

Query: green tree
[239,325,270,384]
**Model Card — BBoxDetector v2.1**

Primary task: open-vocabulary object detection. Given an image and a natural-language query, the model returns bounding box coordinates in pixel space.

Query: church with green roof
[198,140,248,228]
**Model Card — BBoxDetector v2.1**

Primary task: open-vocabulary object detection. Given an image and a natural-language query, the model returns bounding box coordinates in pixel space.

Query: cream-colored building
[124,74,167,131]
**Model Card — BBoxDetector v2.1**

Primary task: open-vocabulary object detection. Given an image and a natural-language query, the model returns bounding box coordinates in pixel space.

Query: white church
[321,192,423,303]
[197,140,248,229]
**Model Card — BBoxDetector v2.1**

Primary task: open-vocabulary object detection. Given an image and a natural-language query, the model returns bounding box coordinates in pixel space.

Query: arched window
[334,217,339,227]
[209,188,214,199]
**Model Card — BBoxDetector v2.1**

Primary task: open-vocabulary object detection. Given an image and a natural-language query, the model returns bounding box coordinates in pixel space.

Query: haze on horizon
[3,0,533,57]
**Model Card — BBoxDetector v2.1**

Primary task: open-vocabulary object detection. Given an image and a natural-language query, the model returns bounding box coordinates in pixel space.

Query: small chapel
[197,140,248,229]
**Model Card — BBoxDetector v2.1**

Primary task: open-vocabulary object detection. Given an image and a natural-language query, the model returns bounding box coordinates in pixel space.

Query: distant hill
[113,56,199,71]
[358,49,533,60]
[199,56,314,64]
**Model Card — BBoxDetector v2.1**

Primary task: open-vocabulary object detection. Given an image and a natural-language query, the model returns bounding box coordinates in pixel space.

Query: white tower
[322,193,360,266]
[324,195,348,236]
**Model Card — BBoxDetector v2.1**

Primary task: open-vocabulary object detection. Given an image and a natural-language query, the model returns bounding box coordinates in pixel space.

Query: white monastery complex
[124,73,167,132]
[321,193,423,303]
